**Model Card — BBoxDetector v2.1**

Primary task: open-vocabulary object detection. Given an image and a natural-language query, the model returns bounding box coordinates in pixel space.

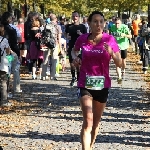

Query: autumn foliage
[0,0,149,18]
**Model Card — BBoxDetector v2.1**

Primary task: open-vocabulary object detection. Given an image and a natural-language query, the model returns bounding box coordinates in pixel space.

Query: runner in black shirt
[66,11,87,86]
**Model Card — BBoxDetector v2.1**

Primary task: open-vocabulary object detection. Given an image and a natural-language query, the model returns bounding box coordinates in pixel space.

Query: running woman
[71,11,122,150]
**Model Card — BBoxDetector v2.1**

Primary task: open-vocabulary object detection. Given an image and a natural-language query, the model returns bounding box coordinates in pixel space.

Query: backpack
[0,37,4,63]
[4,25,20,57]
[41,23,58,49]
[142,24,150,50]
[34,29,42,50]
[146,27,150,49]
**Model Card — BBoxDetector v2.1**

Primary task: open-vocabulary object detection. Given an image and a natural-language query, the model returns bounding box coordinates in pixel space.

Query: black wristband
[77,54,82,60]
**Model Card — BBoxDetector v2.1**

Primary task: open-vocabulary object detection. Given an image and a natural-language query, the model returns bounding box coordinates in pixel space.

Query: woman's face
[33,15,38,21]
[8,16,12,23]
[89,14,105,34]
[37,22,40,27]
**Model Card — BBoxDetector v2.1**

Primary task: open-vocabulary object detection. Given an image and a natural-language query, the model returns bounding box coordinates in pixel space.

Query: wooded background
[0,0,149,19]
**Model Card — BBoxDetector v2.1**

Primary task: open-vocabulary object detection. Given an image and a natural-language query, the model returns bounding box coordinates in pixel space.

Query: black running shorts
[77,88,109,103]
[121,49,127,59]
[67,48,73,63]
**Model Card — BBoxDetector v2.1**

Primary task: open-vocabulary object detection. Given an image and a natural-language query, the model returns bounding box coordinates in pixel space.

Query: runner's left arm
[121,26,132,38]
[104,42,122,68]
[71,47,82,67]
[71,47,80,60]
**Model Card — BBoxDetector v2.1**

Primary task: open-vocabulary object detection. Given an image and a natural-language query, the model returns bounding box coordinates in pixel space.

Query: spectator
[28,20,43,79]
[24,11,34,73]
[82,16,90,33]
[41,14,62,80]
[46,11,52,24]
[0,24,11,106]
[1,12,20,57]
[17,18,27,66]
[1,12,21,93]
[132,14,141,54]
[108,16,116,32]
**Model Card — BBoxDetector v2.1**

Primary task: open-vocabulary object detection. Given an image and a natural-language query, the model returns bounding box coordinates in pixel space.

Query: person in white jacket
[0,24,11,106]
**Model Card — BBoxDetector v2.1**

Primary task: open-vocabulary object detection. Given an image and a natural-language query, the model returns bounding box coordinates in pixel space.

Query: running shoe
[121,70,125,79]
[117,78,122,84]
[50,77,57,81]
[70,77,76,86]
[32,75,37,80]
[42,77,46,81]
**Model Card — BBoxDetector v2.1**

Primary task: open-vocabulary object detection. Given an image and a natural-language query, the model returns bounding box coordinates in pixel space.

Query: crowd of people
[0,9,150,150]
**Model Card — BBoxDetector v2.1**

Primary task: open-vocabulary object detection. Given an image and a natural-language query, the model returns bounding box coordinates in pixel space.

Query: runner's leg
[116,67,122,79]
[68,49,76,86]
[80,95,93,150]
[90,101,106,149]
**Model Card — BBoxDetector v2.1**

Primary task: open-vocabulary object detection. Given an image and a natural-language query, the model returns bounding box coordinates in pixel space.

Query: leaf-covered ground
[0,49,150,150]
[127,49,150,117]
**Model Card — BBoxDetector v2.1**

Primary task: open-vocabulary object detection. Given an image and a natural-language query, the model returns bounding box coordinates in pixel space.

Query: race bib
[85,76,105,90]
[112,32,121,37]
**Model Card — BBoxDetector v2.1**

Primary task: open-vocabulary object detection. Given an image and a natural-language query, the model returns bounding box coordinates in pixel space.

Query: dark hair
[32,12,39,20]
[72,11,79,14]
[48,11,53,15]
[59,16,63,21]
[88,11,104,22]
[27,11,34,20]
[115,17,121,21]
[141,20,147,26]
[39,18,45,26]
[112,16,116,19]
[66,18,69,22]
[1,12,12,25]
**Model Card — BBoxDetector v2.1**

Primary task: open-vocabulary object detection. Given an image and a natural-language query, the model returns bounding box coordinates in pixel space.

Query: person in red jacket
[132,14,141,54]
[17,18,27,66]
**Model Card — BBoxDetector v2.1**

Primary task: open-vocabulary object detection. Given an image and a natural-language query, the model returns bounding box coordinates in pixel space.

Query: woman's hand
[103,42,113,56]
[35,33,41,38]
[73,57,82,67]
[103,42,122,67]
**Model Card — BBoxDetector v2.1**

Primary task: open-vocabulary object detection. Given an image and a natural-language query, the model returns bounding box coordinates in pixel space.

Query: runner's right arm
[71,47,82,66]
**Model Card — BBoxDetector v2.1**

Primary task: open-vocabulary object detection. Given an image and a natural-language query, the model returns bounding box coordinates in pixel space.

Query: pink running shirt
[75,33,120,88]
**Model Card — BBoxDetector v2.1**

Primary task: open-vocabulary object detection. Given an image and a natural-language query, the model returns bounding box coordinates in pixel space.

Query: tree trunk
[32,2,36,11]
[128,9,131,17]
[40,4,45,16]
[118,10,121,17]
[148,4,150,23]
[7,2,13,13]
